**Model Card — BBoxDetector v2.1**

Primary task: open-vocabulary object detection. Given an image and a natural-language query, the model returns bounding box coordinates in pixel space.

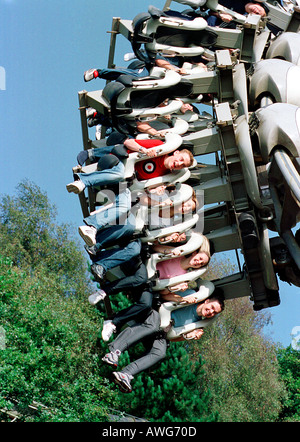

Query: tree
[0,181,122,421]
[0,179,89,297]
[0,253,123,421]
[189,297,287,422]
[277,346,300,422]
[106,339,218,422]
[0,180,290,422]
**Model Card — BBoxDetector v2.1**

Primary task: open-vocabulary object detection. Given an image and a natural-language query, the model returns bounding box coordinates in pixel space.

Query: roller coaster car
[158,280,218,339]
[249,103,300,270]
[78,132,183,185]
[263,0,300,33]
[146,232,209,292]
[266,32,300,66]
[131,4,268,65]
[132,182,197,232]
[131,5,218,63]
[248,58,300,109]
[101,70,194,134]
[75,3,300,315]
[84,52,238,135]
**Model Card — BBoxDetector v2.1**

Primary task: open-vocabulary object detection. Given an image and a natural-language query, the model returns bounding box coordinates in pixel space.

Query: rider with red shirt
[67,137,193,194]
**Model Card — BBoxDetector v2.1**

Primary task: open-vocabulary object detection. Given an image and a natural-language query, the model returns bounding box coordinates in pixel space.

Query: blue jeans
[84,188,132,230]
[76,161,125,188]
[95,213,136,249]
[95,239,142,273]
[97,66,149,80]
[90,144,121,159]
[95,239,148,296]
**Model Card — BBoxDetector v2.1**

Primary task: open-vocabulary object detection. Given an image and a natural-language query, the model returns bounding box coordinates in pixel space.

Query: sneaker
[78,225,97,246]
[124,52,136,62]
[86,107,97,118]
[90,263,105,280]
[112,371,133,393]
[88,116,101,127]
[102,320,116,341]
[95,125,102,140]
[88,289,106,305]
[66,180,85,194]
[102,349,121,367]
[84,244,100,257]
[76,150,89,166]
[84,68,98,82]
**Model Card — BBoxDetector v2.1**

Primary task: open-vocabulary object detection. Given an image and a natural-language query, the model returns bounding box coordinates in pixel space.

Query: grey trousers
[109,310,167,377]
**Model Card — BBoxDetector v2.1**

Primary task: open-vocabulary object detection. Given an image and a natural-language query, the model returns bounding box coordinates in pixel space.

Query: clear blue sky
[1,0,299,348]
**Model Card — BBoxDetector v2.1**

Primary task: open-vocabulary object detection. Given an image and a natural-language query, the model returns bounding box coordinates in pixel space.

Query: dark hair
[208,287,225,311]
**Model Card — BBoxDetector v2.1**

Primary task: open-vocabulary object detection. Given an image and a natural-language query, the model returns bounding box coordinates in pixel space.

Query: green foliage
[0,253,120,421]
[0,180,296,422]
[0,181,121,421]
[189,298,287,422]
[277,346,300,421]
[115,341,217,422]
[0,179,89,297]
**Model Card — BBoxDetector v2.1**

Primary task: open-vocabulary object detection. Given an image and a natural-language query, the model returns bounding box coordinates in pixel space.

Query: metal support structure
[72,4,300,315]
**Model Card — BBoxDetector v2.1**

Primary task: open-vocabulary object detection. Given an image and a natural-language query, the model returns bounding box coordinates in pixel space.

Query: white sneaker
[88,289,106,305]
[66,180,85,194]
[86,107,97,118]
[102,320,117,341]
[78,225,97,246]
[113,371,133,393]
[84,68,97,82]
[123,52,136,62]
[102,349,121,367]
[95,125,102,140]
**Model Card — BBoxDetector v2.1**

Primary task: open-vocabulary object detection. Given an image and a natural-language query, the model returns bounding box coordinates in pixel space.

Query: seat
[132,183,197,233]
[146,231,205,276]
[249,59,300,109]
[173,0,247,25]
[131,6,218,63]
[101,70,194,134]
[146,231,209,291]
[129,167,191,192]
[123,132,184,178]
[266,32,300,66]
[135,114,190,137]
[77,132,183,181]
[140,213,199,243]
[158,279,218,339]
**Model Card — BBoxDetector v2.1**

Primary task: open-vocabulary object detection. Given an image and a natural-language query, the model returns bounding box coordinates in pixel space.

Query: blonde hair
[186,235,211,265]
[191,189,199,212]
[198,235,211,263]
